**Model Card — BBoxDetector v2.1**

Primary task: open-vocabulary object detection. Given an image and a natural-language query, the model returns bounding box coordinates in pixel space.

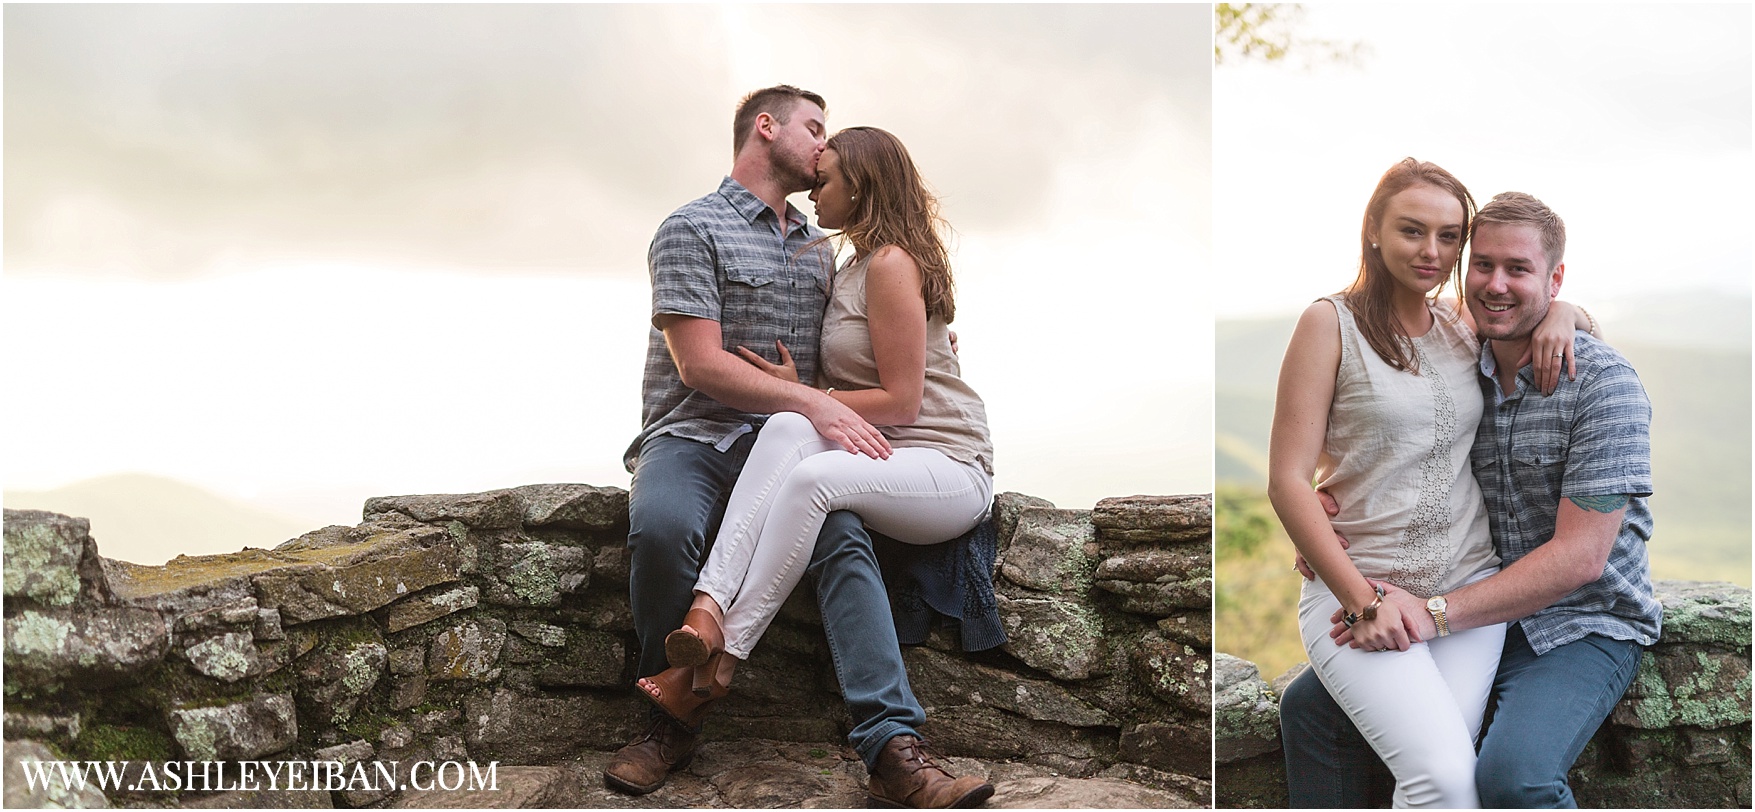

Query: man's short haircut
[733,85,826,158]
[1474,191,1566,270]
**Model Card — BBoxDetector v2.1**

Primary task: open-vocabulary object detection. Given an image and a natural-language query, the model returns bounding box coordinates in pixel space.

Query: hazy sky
[1214,3,1753,320]
[5,4,1214,541]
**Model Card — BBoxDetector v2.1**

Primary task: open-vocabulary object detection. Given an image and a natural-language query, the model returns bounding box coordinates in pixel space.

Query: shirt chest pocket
[1511,443,1567,503]
[721,265,780,327]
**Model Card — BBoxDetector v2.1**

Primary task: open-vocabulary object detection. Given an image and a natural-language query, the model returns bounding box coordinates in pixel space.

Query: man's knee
[626,498,710,559]
[1476,749,1569,808]
[1279,667,1350,739]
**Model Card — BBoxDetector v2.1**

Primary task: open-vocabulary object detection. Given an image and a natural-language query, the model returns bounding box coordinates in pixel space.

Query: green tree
[1214,3,1365,68]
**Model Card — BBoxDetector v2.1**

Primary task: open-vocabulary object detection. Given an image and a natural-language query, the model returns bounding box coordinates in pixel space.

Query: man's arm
[1333,496,1626,646]
[1440,496,1625,632]
[660,314,891,458]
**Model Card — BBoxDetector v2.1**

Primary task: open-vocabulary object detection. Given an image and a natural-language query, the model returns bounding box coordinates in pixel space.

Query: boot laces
[899,737,949,774]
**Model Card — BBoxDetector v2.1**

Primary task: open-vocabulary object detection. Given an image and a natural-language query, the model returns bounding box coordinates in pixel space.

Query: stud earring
[1371,243,1379,249]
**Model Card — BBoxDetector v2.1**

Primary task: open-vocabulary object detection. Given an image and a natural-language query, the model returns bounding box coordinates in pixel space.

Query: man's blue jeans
[1474,626,1642,808]
[1280,624,1643,808]
[626,432,924,767]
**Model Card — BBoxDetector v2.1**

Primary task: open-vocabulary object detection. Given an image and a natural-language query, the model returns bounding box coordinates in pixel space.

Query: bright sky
[3,4,1214,536]
[1215,4,1752,320]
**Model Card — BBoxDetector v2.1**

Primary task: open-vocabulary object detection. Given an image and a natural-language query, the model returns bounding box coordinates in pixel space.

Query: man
[1281,191,1660,808]
[603,85,992,809]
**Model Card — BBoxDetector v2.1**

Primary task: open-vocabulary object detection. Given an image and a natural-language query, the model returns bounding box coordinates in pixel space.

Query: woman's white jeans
[695,411,993,660]
[1298,570,1506,809]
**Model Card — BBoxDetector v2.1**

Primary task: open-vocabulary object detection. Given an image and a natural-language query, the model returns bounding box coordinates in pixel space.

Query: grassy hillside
[1214,485,1307,679]
[6,473,315,565]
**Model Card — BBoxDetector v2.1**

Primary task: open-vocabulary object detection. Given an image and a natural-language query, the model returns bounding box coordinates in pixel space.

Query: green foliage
[1215,486,1306,681]
[1214,4,1294,64]
[1216,484,1275,559]
[1214,3,1366,67]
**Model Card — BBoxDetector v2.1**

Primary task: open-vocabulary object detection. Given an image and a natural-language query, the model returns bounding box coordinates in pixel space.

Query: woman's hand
[736,340,799,384]
[1530,302,1580,396]
[1328,586,1412,653]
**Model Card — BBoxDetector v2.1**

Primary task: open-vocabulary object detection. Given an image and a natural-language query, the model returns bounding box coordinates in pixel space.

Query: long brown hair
[822,127,956,323]
[1343,158,1476,373]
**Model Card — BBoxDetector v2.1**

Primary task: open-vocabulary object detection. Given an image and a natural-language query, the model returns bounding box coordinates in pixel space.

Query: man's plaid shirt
[624,177,835,471]
[1471,332,1661,655]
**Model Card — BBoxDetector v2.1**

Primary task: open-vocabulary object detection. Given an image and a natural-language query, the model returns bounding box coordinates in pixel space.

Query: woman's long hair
[1343,158,1476,373]
[822,127,956,323]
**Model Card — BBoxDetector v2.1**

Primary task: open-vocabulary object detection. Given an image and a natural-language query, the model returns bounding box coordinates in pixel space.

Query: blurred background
[1213,3,1752,681]
[5,5,1215,565]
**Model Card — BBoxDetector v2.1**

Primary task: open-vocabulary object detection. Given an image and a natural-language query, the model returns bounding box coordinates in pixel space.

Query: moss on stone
[7,611,75,656]
[336,706,399,743]
[4,523,84,606]
[1627,649,1752,729]
[72,723,175,763]
[175,715,222,761]
[505,544,559,605]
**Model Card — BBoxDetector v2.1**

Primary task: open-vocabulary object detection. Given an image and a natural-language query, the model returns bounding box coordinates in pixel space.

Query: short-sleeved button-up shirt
[1471,332,1661,655]
[624,177,835,471]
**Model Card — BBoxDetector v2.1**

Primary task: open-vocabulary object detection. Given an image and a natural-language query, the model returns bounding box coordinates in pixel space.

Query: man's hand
[1293,489,1346,580]
[735,340,799,384]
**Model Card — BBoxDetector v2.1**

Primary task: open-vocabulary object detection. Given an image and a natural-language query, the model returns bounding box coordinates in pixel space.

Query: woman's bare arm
[830,245,929,426]
[1268,300,1410,651]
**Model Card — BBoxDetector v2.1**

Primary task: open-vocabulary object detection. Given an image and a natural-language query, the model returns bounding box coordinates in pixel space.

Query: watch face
[1428,596,1447,611]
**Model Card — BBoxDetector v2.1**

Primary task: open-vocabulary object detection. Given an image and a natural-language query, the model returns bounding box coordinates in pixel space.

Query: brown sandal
[665,607,725,695]
[637,652,731,728]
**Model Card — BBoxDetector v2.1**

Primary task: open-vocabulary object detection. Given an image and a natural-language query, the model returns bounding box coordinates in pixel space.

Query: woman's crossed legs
[696,411,992,660]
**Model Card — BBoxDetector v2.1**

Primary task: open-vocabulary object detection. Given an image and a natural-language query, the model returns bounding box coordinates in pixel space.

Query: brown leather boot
[867,735,995,808]
[603,716,697,795]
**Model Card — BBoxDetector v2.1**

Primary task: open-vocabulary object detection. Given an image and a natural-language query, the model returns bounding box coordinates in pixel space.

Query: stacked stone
[911,493,1214,798]
[2,487,1216,808]
[1212,580,1754,808]
[2,485,637,807]
[4,510,166,808]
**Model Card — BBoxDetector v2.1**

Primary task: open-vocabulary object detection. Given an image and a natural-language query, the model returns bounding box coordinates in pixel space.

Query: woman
[637,127,994,726]
[1268,158,1596,807]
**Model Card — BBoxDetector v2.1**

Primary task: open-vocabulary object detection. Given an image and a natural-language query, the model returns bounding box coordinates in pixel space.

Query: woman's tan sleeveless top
[1317,295,1498,596]
[818,252,994,475]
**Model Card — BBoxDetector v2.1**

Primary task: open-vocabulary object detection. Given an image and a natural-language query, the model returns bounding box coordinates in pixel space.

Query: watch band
[1428,596,1451,637]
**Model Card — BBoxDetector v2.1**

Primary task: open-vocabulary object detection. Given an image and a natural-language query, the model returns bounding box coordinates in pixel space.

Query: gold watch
[1427,595,1451,637]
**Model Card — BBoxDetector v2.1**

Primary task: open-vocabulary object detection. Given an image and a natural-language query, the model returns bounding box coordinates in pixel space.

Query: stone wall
[1213,580,1752,808]
[2,486,1213,807]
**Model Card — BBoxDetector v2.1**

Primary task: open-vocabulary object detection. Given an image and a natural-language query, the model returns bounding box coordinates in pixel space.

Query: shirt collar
[1477,340,1536,405]
[717,176,810,235]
